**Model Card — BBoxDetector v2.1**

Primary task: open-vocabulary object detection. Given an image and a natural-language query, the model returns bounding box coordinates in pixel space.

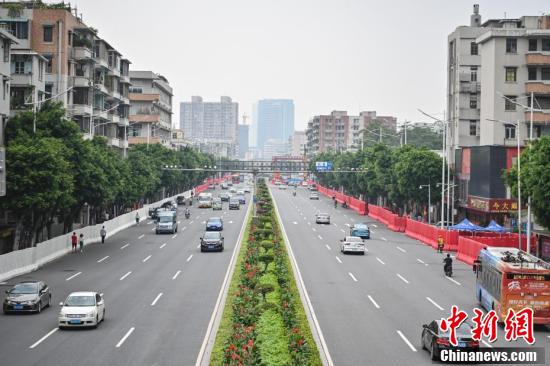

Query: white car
[340,236,366,255]
[309,192,319,200]
[315,212,331,224]
[243,186,251,193]
[278,185,287,190]
[58,292,105,329]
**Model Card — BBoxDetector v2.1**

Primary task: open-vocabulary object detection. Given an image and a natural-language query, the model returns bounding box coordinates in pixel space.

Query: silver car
[309,192,319,200]
[58,292,105,329]
[315,212,330,224]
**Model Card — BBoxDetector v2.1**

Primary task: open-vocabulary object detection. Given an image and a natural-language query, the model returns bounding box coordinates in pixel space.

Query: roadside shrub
[256,309,292,366]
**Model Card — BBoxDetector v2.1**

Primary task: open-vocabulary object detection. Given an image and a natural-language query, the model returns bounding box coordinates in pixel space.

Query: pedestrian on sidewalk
[79,233,84,253]
[100,226,107,244]
[71,232,78,253]
[437,235,444,253]
[135,212,140,226]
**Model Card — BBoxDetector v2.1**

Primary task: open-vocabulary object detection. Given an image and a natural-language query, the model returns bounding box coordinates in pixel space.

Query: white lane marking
[138,234,144,239]
[293,221,298,225]
[426,297,444,311]
[119,271,132,281]
[97,256,109,263]
[396,330,417,352]
[307,222,311,226]
[372,224,378,228]
[229,220,233,224]
[29,328,58,349]
[159,243,167,249]
[382,237,387,241]
[172,234,177,239]
[190,220,194,224]
[147,221,153,225]
[151,228,156,231]
[195,216,200,220]
[340,229,345,233]
[350,218,355,221]
[197,244,200,248]
[201,221,206,224]
[0,281,6,285]
[325,244,331,250]
[370,229,375,234]
[367,295,380,309]
[335,256,342,264]
[65,272,82,281]
[142,255,152,263]
[345,223,351,227]
[417,258,425,264]
[303,216,306,220]
[396,274,410,284]
[120,243,130,250]
[445,276,461,286]
[177,220,181,224]
[151,292,163,306]
[116,327,135,348]
[312,227,317,232]
[182,227,186,231]
[186,254,193,262]
[318,235,323,240]
[376,257,386,265]
[397,246,406,253]
[348,272,358,282]
[172,270,181,280]
[482,340,493,348]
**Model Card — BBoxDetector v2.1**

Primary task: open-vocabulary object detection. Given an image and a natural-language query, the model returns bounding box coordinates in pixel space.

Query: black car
[200,231,224,252]
[176,196,186,205]
[161,201,175,209]
[3,281,51,314]
[219,192,230,202]
[148,207,159,219]
[421,320,479,360]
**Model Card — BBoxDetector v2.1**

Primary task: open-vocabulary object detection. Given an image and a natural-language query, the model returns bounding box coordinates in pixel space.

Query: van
[198,193,213,208]
[229,197,240,210]
[156,211,178,234]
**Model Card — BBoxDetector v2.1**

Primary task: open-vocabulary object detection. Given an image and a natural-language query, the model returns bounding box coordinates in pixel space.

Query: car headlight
[23,300,37,305]
[87,311,95,317]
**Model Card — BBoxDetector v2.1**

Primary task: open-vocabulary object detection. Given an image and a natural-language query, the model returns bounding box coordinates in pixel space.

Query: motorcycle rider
[443,254,453,276]
[185,207,190,219]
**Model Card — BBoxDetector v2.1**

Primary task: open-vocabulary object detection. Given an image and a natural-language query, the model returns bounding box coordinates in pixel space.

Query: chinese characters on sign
[440,307,535,346]
[467,196,521,213]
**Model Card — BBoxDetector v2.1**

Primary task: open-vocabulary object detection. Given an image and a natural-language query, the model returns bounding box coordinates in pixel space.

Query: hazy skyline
[73,0,549,130]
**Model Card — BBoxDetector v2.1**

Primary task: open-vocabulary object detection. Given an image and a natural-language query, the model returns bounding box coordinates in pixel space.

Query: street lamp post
[419,184,431,224]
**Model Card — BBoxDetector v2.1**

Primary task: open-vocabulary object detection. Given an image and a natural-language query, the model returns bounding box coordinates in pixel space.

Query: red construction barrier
[456,234,532,265]
[404,218,459,251]
[457,236,487,265]
[315,184,367,216]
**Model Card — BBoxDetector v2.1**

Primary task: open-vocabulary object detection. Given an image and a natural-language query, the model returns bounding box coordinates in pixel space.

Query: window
[505,124,516,139]
[8,21,28,40]
[38,60,44,81]
[469,120,478,136]
[3,39,9,62]
[505,38,517,53]
[67,30,72,46]
[505,67,517,82]
[45,84,53,99]
[43,25,53,42]
[43,54,52,73]
[14,61,24,74]
[470,66,478,82]
[528,39,538,51]
[535,125,542,138]
[504,96,517,111]
[470,42,478,55]
[542,68,550,81]
[469,94,477,109]
[543,39,550,52]
[528,67,537,81]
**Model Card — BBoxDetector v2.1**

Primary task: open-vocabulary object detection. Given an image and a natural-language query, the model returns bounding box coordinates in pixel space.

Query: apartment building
[0,3,131,153]
[289,130,306,157]
[180,96,238,157]
[128,71,172,146]
[306,111,350,156]
[0,27,18,197]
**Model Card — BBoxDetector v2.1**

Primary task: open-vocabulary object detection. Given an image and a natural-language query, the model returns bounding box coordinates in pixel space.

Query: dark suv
[200,231,224,252]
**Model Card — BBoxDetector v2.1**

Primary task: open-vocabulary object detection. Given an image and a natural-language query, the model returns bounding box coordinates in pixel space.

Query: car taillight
[468,340,479,347]
[436,338,450,346]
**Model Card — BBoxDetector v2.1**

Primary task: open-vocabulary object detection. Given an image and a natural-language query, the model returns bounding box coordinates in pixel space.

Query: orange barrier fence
[317,185,367,215]
[455,235,530,265]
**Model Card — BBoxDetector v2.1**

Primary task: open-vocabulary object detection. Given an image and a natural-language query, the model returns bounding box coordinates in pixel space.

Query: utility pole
[446,110,451,227]
[441,118,446,228]
[527,91,533,254]
[379,127,382,143]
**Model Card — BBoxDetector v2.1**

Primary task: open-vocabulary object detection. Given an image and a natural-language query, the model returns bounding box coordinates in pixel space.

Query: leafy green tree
[404,126,443,150]
[505,137,550,229]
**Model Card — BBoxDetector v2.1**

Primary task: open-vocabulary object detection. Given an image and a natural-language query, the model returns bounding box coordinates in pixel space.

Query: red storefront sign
[468,196,521,213]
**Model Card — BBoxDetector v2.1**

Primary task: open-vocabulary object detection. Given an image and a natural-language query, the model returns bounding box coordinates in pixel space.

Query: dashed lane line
[138,234,144,239]
[348,272,358,282]
[376,257,385,265]
[115,327,135,348]
[119,271,132,281]
[97,256,109,263]
[417,258,429,266]
[159,243,167,249]
[29,328,58,349]
[426,297,444,311]
[187,254,193,262]
[172,234,177,239]
[120,243,130,250]
[367,295,380,309]
[397,246,406,253]
[381,237,387,241]
[396,273,410,284]
[335,256,342,264]
[318,235,323,240]
[396,330,417,352]
[172,270,181,280]
[340,229,345,233]
[151,293,163,306]
[445,276,461,286]
[372,224,378,228]
[142,255,152,263]
[325,244,331,251]
[65,272,82,281]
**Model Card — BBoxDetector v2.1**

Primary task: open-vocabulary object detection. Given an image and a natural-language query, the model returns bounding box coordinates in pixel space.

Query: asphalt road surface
[271,184,549,366]
[0,187,249,366]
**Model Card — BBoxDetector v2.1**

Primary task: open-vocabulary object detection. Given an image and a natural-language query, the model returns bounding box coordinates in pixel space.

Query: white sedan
[58,291,105,329]
[340,236,366,255]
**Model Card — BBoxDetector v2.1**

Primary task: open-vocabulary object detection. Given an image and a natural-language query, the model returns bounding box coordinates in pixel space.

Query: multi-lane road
[271,185,550,366]
[0,190,249,366]
[1,183,548,366]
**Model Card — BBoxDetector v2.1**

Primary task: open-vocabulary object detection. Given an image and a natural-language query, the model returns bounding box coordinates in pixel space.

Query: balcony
[129,93,160,102]
[73,47,93,60]
[72,104,93,116]
[73,76,91,88]
[118,117,129,127]
[94,109,108,120]
[128,136,162,145]
[129,114,160,123]
[10,73,36,86]
[525,53,550,66]
[525,110,550,123]
[108,113,120,123]
[459,81,480,93]
[120,75,130,84]
[525,81,550,95]
[459,108,480,120]
[108,137,120,148]
[94,57,109,69]
[119,139,129,149]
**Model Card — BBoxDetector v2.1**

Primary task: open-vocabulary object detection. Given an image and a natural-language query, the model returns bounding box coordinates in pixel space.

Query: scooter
[185,211,190,219]
[293,191,296,197]
[444,264,453,277]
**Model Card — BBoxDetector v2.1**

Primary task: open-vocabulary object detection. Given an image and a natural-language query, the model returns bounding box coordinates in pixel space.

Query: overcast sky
[74,0,549,131]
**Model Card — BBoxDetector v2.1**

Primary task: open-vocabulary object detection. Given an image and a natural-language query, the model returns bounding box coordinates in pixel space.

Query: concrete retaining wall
[0,189,194,283]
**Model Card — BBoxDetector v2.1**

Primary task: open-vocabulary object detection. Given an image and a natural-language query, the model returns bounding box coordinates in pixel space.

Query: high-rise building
[0,3,132,153]
[263,139,289,160]
[253,99,294,156]
[180,96,239,157]
[129,71,173,146]
[237,124,249,159]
